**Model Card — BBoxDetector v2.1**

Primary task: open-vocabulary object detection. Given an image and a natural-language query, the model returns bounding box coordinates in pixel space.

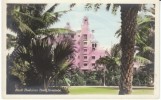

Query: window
[84,63,87,66]
[95,43,97,47]
[84,49,87,52]
[92,43,97,47]
[92,56,95,59]
[92,44,95,47]
[84,42,87,45]
[73,40,76,42]
[92,63,95,66]
[84,56,87,59]
[83,34,87,40]
[92,43,97,50]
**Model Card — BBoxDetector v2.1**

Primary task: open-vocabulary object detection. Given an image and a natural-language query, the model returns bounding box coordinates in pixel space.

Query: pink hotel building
[65,16,106,71]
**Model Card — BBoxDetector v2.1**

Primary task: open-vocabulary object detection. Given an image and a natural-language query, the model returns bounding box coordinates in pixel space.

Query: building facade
[66,16,106,71]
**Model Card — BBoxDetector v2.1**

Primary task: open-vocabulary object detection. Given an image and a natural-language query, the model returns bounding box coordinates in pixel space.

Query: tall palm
[117,5,142,94]
[85,3,147,94]
[116,12,155,86]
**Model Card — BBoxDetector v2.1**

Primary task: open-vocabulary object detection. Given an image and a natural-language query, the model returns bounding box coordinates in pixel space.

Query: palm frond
[106,4,111,11]
[94,3,102,11]
[54,39,75,65]
[31,38,53,74]
[110,43,121,58]
[138,20,154,31]
[56,58,73,83]
[69,3,76,9]
[14,17,36,35]
[143,46,154,53]
[134,55,152,65]
[7,33,17,49]
[141,4,155,15]
[85,3,93,11]
[14,10,44,23]
[115,28,121,38]
[64,77,71,86]
[11,58,30,84]
[42,10,70,27]
[112,4,120,15]
[135,33,148,46]
[46,3,59,13]
[10,46,30,62]
[14,10,46,30]
[36,28,74,35]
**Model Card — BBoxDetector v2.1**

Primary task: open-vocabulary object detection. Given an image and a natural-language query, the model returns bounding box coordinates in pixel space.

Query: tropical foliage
[7,4,75,93]
[96,44,121,86]
[6,3,155,95]
[115,10,155,87]
[85,4,154,94]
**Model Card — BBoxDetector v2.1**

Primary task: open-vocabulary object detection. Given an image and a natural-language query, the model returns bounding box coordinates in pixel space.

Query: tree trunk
[43,76,48,92]
[119,4,140,95]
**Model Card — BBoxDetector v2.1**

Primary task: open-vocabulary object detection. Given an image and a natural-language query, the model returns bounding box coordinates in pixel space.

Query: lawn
[69,86,154,95]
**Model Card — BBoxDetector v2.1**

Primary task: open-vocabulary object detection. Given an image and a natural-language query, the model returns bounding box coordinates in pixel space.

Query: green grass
[69,87,154,95]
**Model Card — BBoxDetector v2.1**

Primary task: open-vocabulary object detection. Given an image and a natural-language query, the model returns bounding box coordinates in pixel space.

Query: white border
[2,0,160,99]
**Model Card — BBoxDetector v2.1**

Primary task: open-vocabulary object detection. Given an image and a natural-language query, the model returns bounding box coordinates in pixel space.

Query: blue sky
[46,4,121,49]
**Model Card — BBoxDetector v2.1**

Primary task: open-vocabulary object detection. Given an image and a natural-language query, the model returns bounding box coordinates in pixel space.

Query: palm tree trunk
[119,4,140,95]
[43,76,48,92]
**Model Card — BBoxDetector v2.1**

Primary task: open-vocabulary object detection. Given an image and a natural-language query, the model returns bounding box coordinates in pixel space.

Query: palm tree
[11,35,75,90]
[117,4,141,94]
[135,14,155,86]
[115,12,155,86]
[7,4,74,47]
[7,4,75,92]
[84,4,154,94]
[31,36,75,90]
[96,44,121,86]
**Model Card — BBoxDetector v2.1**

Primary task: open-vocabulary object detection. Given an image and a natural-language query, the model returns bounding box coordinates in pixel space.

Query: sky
[46,4,121,50]
[7,4,153,53]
